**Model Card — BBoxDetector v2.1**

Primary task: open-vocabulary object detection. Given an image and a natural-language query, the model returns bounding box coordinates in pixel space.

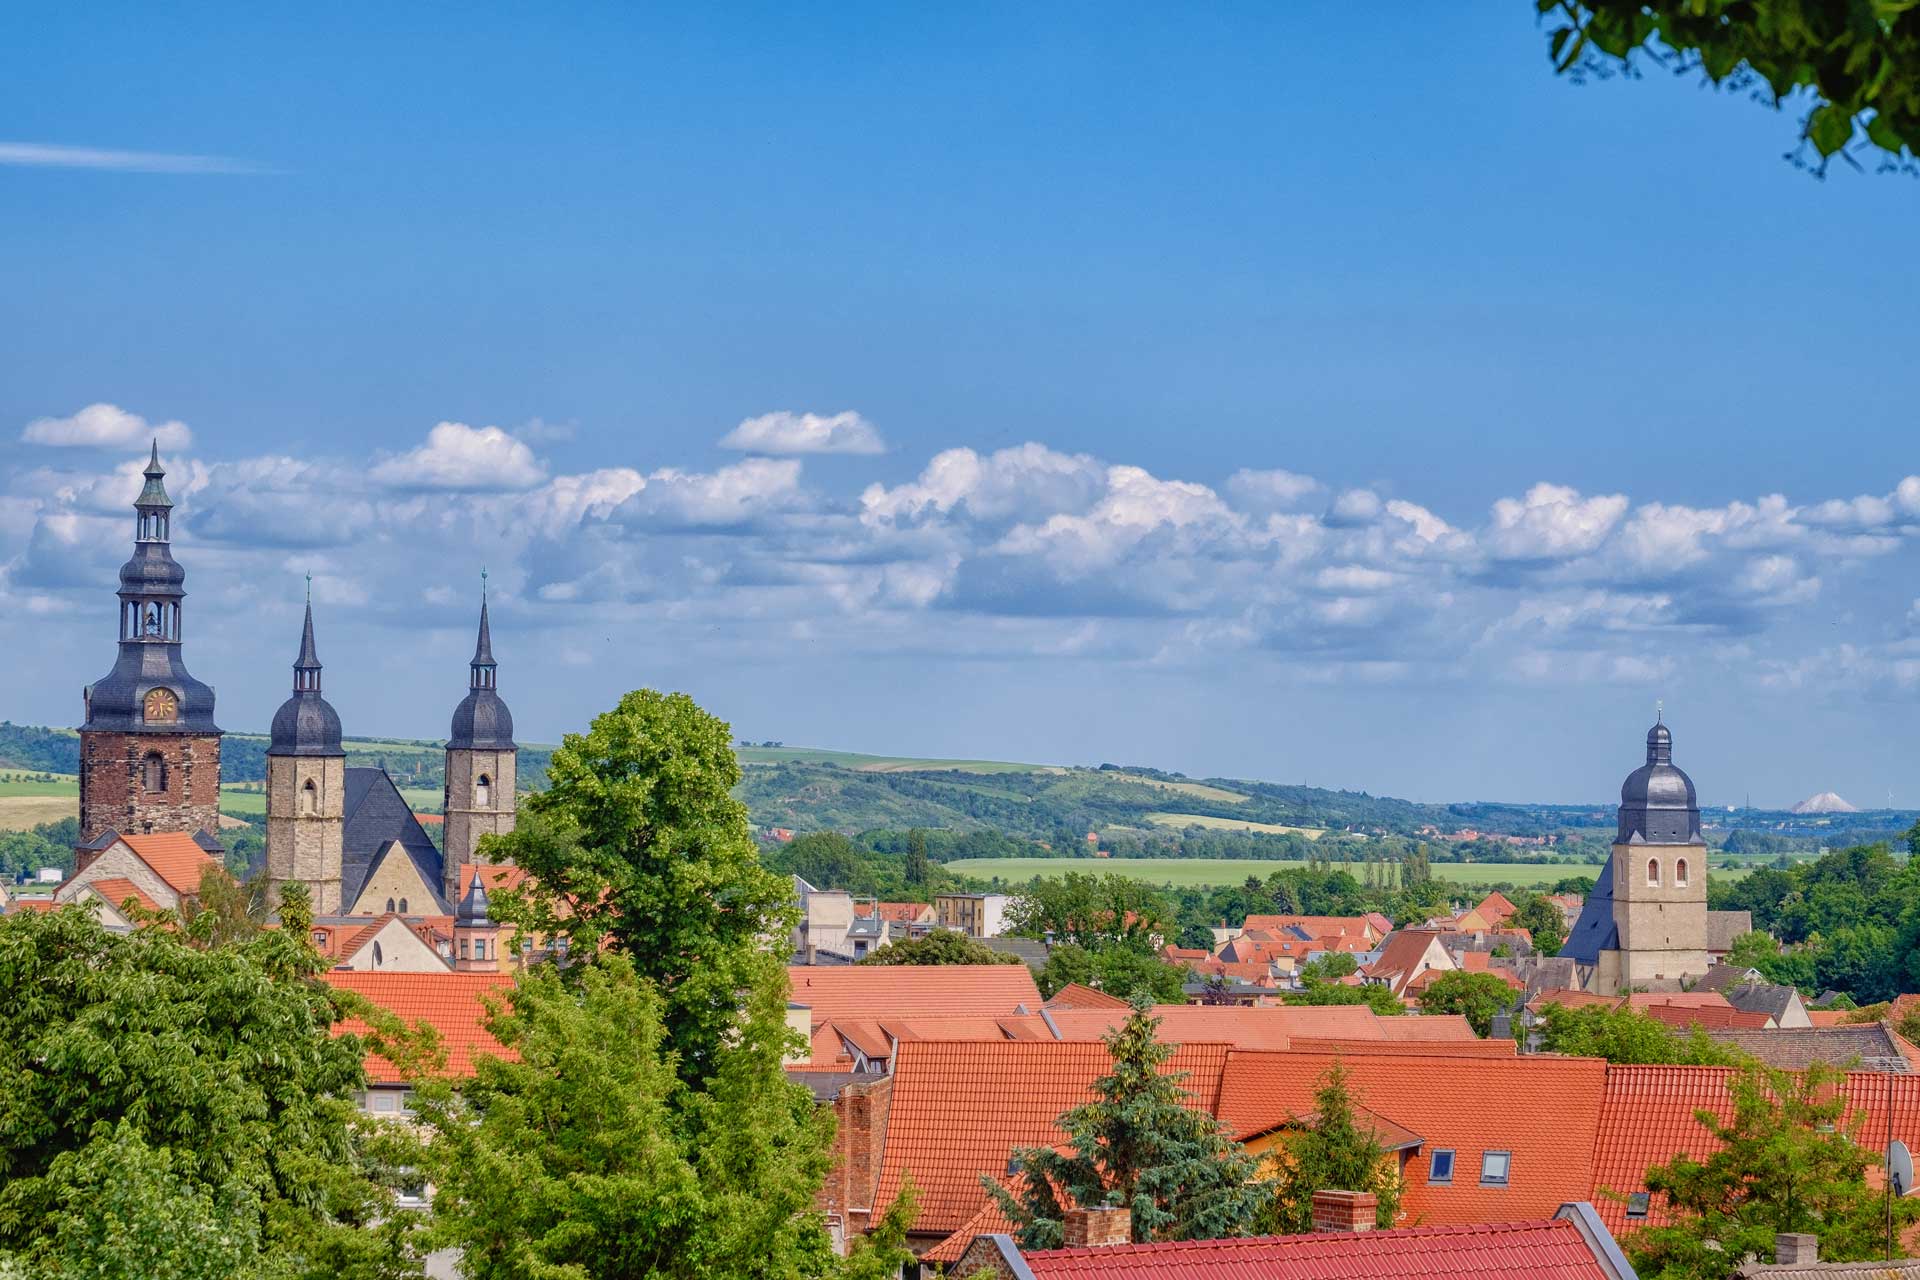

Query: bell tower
[443,574,516,903]
[1598,713,1709,991]
[265,586,347,913]
[77,442,223,851]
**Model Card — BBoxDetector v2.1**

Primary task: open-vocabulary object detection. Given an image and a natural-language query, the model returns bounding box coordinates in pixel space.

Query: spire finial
[305,570,312,605]
[1656,698,1663,724]
[481,565,488,602]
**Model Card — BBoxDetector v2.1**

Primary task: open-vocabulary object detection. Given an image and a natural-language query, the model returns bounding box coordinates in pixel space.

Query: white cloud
[22,403,192,450]
[721,410,885,455]
[1485,483,1628,561]
[861,443,1103,525]
[0,141,269,174]
[1226,467,1320,511]
[370,422,547,491]
[619,458,805,528]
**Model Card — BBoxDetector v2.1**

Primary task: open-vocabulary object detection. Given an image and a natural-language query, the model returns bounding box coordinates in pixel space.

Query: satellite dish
[1889,1141,1914,1198]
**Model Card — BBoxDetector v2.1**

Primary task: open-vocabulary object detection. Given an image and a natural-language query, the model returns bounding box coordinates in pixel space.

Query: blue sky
[4,5,1918,806]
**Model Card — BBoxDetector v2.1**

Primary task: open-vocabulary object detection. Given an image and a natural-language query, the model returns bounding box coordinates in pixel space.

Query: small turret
[453,874,499,973]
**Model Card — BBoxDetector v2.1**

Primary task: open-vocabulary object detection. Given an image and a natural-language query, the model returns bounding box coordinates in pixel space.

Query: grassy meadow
[944,855,1755,889]
[1142,812,1325,838]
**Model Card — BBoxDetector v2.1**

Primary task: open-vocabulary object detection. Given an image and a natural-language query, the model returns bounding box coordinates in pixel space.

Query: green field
[1109,775,1249,804]
[735,745,1046,774]
[1144,812,1324,838]
[944,856,1752,889]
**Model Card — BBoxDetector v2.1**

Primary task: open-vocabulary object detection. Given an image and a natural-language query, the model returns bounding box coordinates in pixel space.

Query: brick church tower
[442,584,516,903]
[78,443,223,848]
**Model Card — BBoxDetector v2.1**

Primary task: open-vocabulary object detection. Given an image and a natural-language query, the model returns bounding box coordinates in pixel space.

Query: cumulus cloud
[721,410,885,455]
[369,422,547,491]
[1227,467,1320,511]
[22,403,192,450]
[1486,483,1628,561]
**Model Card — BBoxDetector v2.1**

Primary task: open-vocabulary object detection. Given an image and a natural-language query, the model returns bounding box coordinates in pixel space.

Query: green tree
[406,952,915,1280]
[1297,953,1358,983]
[1267,1063,1401,1233]
[1540,1,1920,170]
[776,831,862,890]
[1416,971,1517,1037]
[857,930,1022,966]
[1509,892,1567,956]
[1008,873,1169,949]
[488,689,797,1075]
[1037,943,1188,1003]
[1284,979,1404,1017]
[904,828,931,887]
[1624,1062,1920,1279]
[0,903,413,1277]
[988,998,1268,1247]
[1535,1003,1744,1065]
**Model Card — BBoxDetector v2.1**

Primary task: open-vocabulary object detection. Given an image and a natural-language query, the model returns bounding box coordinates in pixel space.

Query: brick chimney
[1062,1205,1132,1247]
[1773,1234,1817,1265]
[1311,1189,1378,1233]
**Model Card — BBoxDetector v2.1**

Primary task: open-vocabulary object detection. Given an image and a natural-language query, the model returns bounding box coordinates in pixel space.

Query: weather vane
[305,570,312,604]
[481,565,488,602]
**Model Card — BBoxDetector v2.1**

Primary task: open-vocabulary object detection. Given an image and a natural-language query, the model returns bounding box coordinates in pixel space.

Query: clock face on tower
[143,687,179,724]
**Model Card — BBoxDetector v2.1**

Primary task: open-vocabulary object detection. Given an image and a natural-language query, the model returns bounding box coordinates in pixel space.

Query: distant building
[934,891,1010,938]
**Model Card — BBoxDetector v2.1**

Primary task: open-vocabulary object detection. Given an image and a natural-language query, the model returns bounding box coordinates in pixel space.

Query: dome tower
[265,588,347,912]
[1599,711,1709,991]
[443,575,517,903]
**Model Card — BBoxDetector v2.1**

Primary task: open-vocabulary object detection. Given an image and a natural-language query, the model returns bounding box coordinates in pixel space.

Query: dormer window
[1647,859,1661,888]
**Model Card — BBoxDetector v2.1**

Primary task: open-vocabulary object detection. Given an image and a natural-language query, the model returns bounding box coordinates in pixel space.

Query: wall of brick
[78,731,222,850]
[820,1074,893,1233]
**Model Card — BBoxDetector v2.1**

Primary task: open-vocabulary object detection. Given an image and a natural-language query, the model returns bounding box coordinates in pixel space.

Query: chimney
[1311,1189,1378,1233]
[1061,1205,1131,1248]
[1773,1234,1817,1265]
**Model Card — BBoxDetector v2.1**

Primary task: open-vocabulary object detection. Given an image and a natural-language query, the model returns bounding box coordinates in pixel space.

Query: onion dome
[268,598,344,756]
[448,592,515,750]
[1617,715,1701,844]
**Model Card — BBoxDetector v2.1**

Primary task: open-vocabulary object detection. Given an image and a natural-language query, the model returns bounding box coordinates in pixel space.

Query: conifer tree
[904,828,930,887]
[988,997,1268,1247]
[1268,1062,1401,1232]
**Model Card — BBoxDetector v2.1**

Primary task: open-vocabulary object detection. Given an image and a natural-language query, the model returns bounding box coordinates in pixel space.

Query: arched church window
[1675,859,1689,888]
[475,774,492,808]
[300,778,318,815]
[142,753,166,793]
[386,898,396,913]
[398,898,409,915]
[1646,858,1661,888]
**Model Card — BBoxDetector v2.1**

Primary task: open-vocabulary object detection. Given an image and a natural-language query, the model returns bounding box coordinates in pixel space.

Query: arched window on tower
[386,898,396,913]
[300,778,318,815]
[142,753,166,793]
[1646,858,1661,888]
[1675,858,1690,888]
[398,898,409,915]
[475,774,492,808]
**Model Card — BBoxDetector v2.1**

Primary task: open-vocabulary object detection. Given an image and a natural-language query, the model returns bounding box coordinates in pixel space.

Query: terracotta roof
[1626,991,1736,1011]
[456,863,529,898]
[786,964,1042,1030]
[1362,930,1450,998]
[1641,1002,1772,1031]
[412,812,445,826]
[1217,1049,1608,1226]
[1003,1216,1622,1280]
[1045,982,1132,1010]
[1242,915,1380,941]
[323,970,516,1082]
[1287,1036,1515,1057]
[863,901,935,924]
[1037,1005,1479,1051]
[1475,891,1517,923]
[117,832,222,897]
[1806,1009,1853,1027]
[1527,988,1621,1014]
[1589,1066,1920,1234]
[873,1038,1232,1233]
[923,1180,1020,1263]
[79,877,159,912]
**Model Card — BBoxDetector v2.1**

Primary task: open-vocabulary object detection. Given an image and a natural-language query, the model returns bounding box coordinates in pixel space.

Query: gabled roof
[1641,1002,1772,1031]
[1722,981,1804,1023]
[1475,891,1518,923]
[342,767,447,913]
[1216,1049,1609,1226]
[1035,1004,1479,1052]
[115,832,223,897]
[1362,929,1451,997]
[323,970,516,1082]
[1241,915,1380,941]
[1589,1065,1920,1233]
[77,876,159,912]
[1707,910,1753,952]
[786,964,1042,1030]
[991,1209,1631,1280]
[1045,982,1131,1011]
[1558,857,1618,964]
[873,1038,1232,1234]
[1703,1025,1920,1073]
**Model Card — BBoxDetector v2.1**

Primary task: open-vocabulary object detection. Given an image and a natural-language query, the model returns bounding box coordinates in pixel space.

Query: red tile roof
[323,970,516,1082]
[1640,1002,1772,1031]
[80,877,159,912]
[117,832,222,897]
[787,964,1041,1028]
[1045,982,1132,1010]
[1216,1050,1608,1226]
[873,1038,1233,1233]
[1241,915,1380,941]
[1287,1036,1515,1057]
[1589,1065,1920,1234]
[1362,930,1450,998]
[456,863,529,898]
[1038,1005,1479,1051]
[998,1217,1618,1280]
[862,901,935,924]
[1475,891,1518,924]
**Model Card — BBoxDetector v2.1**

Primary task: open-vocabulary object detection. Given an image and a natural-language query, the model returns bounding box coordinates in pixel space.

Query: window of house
[475,939,487,960]
[311,929,328,947]
[1675,859,1690,888]
[1626,1192,1650,1219]
[142,753,166,793]
[373,1092,399,1113]
[1428,1149,1455,1184]
[1646,859,1661,888]
[1480,1151,1512,1185]
[460,939,470,960]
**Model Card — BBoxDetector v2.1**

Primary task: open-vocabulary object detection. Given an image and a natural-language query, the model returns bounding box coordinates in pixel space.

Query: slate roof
[323,970,515,1082]
[784,1069,870,1102]
[342,767,447,912]
[1558,856,1619,965]
[1707,910,1754,952]
[1703,1025,1920,1073]
[1589,1066,1920,1233]
[1723,981,1804,1025]
[1216,1050,1609,1226]
[872,1038,1232,1234]
[1735,1259,1920,1278]
[994,1211,1630,1280]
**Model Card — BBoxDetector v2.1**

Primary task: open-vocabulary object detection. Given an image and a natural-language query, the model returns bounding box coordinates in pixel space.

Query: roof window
[1428,1149,1454,1184]
[1480,1150,1511,1186]
[1626,1192,1650,1219]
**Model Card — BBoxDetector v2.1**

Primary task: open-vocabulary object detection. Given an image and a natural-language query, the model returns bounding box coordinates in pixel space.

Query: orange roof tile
[1046,983,1132,1010]
[1626,991,1734,1011]
[456,863,529,898]
[1038,1005,1474,1051]
[117,832,222,897]
[1241,915,1380,941]
[80,877,159,912]
[1589,1065,1920,1234]
[1216,1049,1608,1227]
[862,901,935,924]
[1287,1036,1514,1057]
[323,970,516,1082]
[786,964,1041,1029]
[874,1038,1232,1233]
[1640,1002,1772,1031]
[923,1181,1020,1263]
[1475,891,1518,923]
[1806,1009,1853,1027]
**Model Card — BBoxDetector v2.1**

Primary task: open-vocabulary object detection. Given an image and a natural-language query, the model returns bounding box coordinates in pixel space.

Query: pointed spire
[135,440,173,513]
[296,602,321,673]
[471,571,495,678]
[145,438,164,476]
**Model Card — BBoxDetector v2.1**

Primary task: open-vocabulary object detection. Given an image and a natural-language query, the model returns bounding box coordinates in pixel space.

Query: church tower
[443,584,516,904]
[265,591,347,912]
[78,443,223,850]
[1596,715,1708,991]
